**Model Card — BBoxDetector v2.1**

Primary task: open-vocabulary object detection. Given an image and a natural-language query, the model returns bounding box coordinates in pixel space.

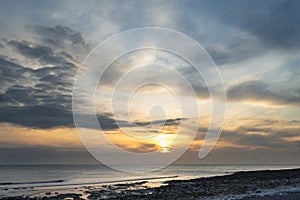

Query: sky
[0,0,299,165]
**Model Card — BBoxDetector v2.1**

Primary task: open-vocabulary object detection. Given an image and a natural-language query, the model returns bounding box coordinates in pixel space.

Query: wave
[0,179,64,186]
[0,175,178,189]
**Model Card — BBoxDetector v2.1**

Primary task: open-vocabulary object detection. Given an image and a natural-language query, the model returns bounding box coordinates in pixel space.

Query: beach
[1,167,300,200]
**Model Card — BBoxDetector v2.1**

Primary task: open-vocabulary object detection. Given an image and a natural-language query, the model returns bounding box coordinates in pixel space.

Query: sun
[154,134,175,153]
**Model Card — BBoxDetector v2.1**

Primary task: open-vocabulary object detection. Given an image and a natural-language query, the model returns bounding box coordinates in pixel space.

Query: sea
[1,164,300,198]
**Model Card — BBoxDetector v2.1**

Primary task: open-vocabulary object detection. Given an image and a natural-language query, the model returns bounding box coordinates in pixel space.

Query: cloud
[205,0,300,50]
[2,24,89,69]
[99,116,184,132]
[0,25,93,129]
[0,57,26,92]
[97,49,210,100]
[117,143,158,153]
[26,25,90,60]
[227,80,300,106]
[7,40,74,66]
[164,0,300,68]
[0,56,75,106]
[1,43,186,130]
[134,118,183,127]
[0,105,74,129]
[193,116,300,151]
[205,34,264,66]
[0,99,183,129]
[220,127,300,150]
[27,25,86,47]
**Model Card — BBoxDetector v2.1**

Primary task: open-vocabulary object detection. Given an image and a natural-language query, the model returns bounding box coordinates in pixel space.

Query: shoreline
[1,168,300,199]
[0,175,178,190]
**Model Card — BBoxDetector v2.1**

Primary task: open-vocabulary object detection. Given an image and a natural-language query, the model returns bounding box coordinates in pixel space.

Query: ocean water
[1,164,299,197]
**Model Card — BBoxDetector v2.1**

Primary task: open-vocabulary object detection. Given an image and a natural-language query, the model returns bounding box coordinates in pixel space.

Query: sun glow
[154,134,176,153]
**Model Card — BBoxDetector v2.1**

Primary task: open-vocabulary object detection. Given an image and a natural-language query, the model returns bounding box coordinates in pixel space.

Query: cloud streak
[227,80,300,106]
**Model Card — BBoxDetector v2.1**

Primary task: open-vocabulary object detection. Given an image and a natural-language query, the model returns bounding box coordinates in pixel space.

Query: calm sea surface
[1,164,299,197]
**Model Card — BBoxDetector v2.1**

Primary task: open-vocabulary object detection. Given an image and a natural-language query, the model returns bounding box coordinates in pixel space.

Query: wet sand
[1,168,300,199]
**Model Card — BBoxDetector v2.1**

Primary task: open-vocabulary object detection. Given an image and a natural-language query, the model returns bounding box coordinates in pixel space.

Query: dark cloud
[237,118,282,128]
[0,95,183,130]
[119,143,158,153]
[27,25,87,48]
[0,104,111,130]
[59,51,75,61]
[0,54,184,129]
[216,116,300,150]
[96,113,120,130]
[7,40,74,65]
[237,127,272,134]
[0,56,75,106]
[0,25,93,129]
[227,80,300,106]
[205,38,264,66]
[0,57,24,85]
[0,57,39,96]
[99,116,184,132]
[288,120,300,124]
[209,0,300,50]
[229,131,280,148]
[4,85,39,105]
[0,58,74,129]
[195,117,300,150]
[134,118,183,127]
[176,0,300,66]
[221,128,300,150]
[189,84,210,99]
[26,25,90,61]
[0,105,74,129]
[0,56,24,72]
[0,104,120,130]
